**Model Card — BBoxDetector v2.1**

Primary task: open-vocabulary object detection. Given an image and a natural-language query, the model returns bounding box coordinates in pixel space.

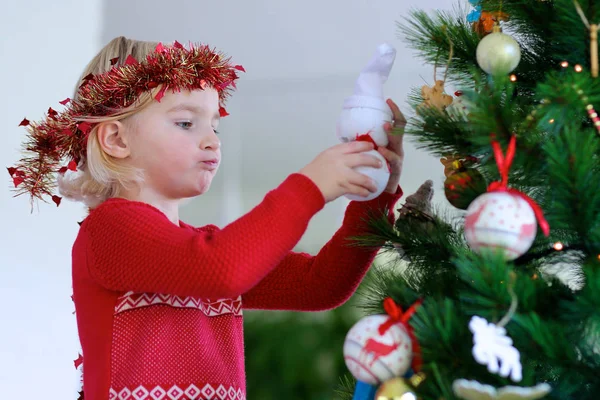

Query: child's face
[126,88,221,200]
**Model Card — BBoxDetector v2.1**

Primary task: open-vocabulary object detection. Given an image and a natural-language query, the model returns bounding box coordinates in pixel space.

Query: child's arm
[80,174,325,299]
[241,187,402,311]
[239,99,406,310]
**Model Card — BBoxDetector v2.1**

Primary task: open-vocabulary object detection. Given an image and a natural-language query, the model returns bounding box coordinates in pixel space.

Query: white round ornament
[476,27,521,76]
[345,149,390,202]
[446,91,473,121]
[343,314,412,385]
[336,97,392,147]
[464,191,537,260]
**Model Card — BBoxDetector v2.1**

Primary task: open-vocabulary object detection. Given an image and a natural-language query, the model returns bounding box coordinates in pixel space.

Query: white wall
[0,0,102,398]
[1,0,456,397]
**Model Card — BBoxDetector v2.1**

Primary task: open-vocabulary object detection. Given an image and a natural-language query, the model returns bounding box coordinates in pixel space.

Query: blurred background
[0,0,456,398]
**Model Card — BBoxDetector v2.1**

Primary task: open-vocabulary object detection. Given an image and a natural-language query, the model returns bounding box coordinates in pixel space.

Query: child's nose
[200,130,220,150]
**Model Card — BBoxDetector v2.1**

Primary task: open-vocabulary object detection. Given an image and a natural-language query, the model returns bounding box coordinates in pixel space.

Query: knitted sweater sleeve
[82,173,325,299]
[242,187,403,311]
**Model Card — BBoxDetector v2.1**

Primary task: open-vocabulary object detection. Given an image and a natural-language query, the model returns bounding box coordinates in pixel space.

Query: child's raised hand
[299,141,382,203]
[377,98,406,193]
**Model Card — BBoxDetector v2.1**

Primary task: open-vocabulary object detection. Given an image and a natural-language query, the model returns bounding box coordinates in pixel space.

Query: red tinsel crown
[8,41,245,209]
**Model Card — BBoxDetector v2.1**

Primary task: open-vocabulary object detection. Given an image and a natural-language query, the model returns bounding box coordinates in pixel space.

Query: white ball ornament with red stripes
[463,135,550,260]
[464,191,537,261]
[343,314,413,385]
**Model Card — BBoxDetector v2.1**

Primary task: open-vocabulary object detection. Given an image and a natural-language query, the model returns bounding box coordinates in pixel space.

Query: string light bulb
[575,64,583,72]
[553,242,564,251]
[510,74,517,82]
[572,83,600,135]
[561,61,569,68]
[549,119,555,124]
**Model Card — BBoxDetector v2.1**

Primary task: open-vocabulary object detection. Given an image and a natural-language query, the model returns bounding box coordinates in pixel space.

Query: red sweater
[72,173,402,400]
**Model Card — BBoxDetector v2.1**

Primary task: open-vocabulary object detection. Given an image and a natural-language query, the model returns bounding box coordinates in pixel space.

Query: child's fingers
[378,146,402,165]
[383,121,393,133]
[345,171,378,193]
[345,153,383,169]
[337,140,375,154]
[384,125,404,158]
[386,98,407,126]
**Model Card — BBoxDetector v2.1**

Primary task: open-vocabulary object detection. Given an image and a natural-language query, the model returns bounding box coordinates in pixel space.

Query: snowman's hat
[342,43,396,115]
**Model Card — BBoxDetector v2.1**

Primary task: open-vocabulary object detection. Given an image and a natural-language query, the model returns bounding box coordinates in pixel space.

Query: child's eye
[176,121,193,130]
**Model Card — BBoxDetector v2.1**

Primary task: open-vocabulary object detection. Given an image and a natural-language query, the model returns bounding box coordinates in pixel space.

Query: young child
[9,37,406,400]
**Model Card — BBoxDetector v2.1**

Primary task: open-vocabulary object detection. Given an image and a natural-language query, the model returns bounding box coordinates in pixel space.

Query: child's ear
[96,121,130,159]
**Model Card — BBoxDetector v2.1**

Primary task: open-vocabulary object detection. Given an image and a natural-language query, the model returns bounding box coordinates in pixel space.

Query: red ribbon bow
[355,131,378,147]
[379,297,423,372]
[488,135,550,237]
[354,132,391,172]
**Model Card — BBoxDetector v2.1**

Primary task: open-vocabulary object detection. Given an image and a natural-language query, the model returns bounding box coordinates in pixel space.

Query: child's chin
[192,182,213,196]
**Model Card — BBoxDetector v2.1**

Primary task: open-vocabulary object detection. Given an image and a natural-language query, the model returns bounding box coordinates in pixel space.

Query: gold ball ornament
[476,25,521,75]
[444,169,487,210]
[440,156,487,210]
[376,377,418,400]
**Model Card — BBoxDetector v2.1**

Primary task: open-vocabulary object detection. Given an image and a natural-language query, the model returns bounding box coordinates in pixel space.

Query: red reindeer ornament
[464,135,550,260]
[343,298,422,386]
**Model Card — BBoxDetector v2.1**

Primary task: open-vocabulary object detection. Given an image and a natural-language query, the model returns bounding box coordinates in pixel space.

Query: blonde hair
[58,36,159,209]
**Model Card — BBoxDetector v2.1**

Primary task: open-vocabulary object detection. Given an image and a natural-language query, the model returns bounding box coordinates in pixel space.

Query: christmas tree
[336,0,600,399]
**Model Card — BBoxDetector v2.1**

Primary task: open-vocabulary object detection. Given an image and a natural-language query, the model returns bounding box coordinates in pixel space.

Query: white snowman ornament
[343,314,413,385]
[336,43,396,201]
[347,149,391,202]
[464,191,537,260]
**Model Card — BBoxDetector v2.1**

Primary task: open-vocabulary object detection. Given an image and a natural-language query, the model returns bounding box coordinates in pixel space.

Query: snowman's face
[124,88,222,199]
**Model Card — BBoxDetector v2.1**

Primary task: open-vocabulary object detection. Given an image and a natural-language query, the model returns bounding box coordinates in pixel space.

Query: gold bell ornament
[375,373,425,400]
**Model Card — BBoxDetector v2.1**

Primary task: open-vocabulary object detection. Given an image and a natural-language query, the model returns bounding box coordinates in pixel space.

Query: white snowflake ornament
[470,315,522,382]
[453,379,551,400]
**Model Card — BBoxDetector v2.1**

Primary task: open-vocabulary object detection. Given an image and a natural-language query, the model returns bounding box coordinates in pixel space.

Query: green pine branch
[480,0,598,71]
[349,207,468,297]
[543,122,600,254]
[332,375,355,400]
[354,263,421,316]
[397,5,485,88]
[333,2,600,399]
